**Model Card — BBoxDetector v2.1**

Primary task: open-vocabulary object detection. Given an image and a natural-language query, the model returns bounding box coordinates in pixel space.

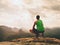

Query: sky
[0,0,60,30]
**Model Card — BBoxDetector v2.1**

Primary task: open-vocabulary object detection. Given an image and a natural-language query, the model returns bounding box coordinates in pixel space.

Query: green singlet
[36,20,44,32]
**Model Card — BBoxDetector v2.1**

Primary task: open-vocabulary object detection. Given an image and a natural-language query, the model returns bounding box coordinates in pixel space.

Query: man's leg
[41,32,44,37]
[35,33,39,38]
[33,29,39,38]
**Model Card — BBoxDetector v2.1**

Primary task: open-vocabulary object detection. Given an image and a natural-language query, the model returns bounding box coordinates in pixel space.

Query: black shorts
[33,29,44,34]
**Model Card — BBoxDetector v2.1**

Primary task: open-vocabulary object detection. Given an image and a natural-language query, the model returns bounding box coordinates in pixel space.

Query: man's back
[36,20,44,32]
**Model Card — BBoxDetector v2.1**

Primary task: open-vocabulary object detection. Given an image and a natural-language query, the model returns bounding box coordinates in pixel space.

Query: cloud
[0,0,60,29]
[42,0,60,11]
[50,5,60,11]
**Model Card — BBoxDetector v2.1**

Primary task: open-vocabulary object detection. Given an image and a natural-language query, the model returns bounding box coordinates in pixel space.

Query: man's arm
[33,21,36,29]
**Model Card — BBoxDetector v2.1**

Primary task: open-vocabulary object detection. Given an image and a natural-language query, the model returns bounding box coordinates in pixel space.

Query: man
[32,15,44,38]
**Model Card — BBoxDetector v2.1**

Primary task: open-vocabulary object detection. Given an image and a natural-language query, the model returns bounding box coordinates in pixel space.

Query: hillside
[45,27,60,39]
[0,37,60,45]
[0,26,34,41]
[0,26,60,45]
[0,25,60,41]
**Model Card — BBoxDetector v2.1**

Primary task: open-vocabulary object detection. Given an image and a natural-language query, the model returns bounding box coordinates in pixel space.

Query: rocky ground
[0,37,60,45]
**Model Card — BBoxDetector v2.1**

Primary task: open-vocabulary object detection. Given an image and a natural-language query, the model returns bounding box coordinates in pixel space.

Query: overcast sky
[0,0,60,30]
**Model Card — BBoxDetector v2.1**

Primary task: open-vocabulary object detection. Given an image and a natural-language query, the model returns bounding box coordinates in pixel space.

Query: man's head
[36,15,40,20]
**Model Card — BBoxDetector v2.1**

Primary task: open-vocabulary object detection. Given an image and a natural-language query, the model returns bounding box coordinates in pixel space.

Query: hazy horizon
[0,0,60,30]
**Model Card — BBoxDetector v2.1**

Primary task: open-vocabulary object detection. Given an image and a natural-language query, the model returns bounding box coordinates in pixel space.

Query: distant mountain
[0,25,60,41]
[17,29,34,38]
[18,27,60,39]
[0,25,34,41]
[45,27,60,39]
[0,26,19,41]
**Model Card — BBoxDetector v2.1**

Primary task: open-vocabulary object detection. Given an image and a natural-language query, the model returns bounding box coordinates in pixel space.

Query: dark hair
[36,15,40,20]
